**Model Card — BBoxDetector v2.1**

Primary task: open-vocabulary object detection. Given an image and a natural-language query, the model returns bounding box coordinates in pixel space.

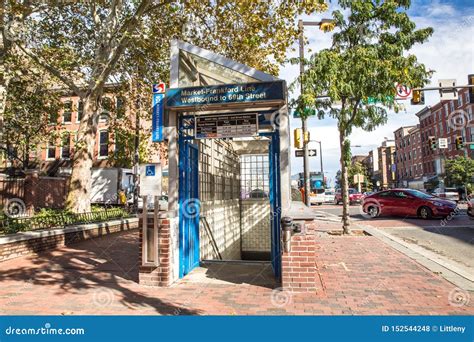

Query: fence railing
[0,178,25,208]
[0,208,134,236]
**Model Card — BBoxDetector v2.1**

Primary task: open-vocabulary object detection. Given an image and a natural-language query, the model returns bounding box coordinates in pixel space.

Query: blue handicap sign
[145,165,155,176]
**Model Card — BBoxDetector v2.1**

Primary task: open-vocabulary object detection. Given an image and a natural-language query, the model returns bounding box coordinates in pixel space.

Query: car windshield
[405,189,435,199]
[348,189,358,194]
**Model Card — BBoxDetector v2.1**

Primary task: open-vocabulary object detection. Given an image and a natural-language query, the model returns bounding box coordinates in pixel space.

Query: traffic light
[455,136,465,150]
[468,74,474,104]
[319,21,336,33]
[294,128,303,149]
[428,136,437,150]
[304,131,310,144]
[411,89,425,105]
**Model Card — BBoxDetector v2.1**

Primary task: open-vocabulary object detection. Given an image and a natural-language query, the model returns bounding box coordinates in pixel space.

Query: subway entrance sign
[166,81,285,109]
[195,113,258,139]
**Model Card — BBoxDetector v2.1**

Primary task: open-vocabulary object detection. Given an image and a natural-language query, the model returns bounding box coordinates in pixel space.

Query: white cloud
[280,3,474,187]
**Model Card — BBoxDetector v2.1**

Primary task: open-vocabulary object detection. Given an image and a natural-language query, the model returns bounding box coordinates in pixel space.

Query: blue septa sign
[152,93,165,142]
[165,81,286,108]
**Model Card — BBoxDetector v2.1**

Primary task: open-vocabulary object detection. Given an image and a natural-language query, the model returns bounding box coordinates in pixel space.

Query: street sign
[153,82,166,93]
[195,113,258,139]
[293,107,316,118]
[438,79,458,100]
[152,92,165,142]
[365,95,394,104]
[395,83,412,100]
[166,81,285,109]
[470,144,474,150]
[438,138,448,149]
[295,149,317,157]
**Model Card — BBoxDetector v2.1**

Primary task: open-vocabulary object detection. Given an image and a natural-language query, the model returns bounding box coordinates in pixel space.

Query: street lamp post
[298,19,333,206]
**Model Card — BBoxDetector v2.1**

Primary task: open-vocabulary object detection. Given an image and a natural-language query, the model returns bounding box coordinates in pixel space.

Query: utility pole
[298,19,310,206]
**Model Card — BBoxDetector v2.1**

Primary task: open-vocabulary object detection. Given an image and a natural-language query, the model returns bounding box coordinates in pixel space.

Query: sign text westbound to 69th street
[166,81,285,108]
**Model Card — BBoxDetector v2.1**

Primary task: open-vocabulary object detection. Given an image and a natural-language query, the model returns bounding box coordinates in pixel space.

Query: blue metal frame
[178,116,200,278]
[269,132,282,279]
[178,115,282,280]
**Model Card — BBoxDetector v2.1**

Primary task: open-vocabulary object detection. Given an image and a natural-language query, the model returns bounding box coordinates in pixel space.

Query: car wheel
[418,206,433,220]
[367,205,379,218]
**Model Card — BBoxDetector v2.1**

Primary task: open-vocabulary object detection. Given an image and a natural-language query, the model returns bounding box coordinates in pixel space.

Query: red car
[362,189,457,219]
[335,188,364,205]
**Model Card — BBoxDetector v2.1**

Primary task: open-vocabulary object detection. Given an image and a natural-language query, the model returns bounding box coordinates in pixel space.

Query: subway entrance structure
[138,40,292,286]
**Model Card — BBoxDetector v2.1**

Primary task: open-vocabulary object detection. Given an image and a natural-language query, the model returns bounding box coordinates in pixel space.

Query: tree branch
[16,44,85,97]
[92,0,156,89]
[346,98,361,128]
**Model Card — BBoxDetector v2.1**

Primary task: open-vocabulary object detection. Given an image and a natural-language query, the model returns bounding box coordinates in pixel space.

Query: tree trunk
[65,94,99,213]
[339,130,351,235]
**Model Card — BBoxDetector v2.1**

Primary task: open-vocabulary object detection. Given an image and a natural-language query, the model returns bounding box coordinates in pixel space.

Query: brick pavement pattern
[0,224,472,315]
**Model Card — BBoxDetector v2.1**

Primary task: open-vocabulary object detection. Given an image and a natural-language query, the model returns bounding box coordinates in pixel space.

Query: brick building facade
[394,125,424,188]
[375,140,396,190]
[416,88,474,179]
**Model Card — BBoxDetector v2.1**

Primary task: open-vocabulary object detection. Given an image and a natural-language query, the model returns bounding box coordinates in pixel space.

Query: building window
[77,101,84,122]
[99,130,109,158]
[46,140,56,160]
[458,95,463,107]
[116,96,125,118]
[450,101,455,113]
[100,97,112,122]
[63,101,72,123]
[240,154,270,199]
[61,133,71,159]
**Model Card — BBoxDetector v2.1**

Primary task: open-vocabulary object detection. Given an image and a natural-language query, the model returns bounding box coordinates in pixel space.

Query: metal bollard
[281,216,293,253]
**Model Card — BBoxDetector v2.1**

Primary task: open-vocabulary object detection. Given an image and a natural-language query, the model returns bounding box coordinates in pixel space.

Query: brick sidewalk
[0,226,472,315]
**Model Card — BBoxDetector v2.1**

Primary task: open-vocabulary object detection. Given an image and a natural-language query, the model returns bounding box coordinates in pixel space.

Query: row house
[394,125,424,189]
[416,88,473,178]
[38,92,127,175]
[394,87,474,188]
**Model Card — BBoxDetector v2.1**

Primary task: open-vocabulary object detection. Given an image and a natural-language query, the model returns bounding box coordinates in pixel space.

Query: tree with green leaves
[1,55,62,170]
[445,156,474,195]
[2,0,328,213]
[297,0,433,233]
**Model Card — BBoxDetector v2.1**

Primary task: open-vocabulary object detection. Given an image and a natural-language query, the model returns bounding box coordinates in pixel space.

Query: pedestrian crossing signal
[455,136,464,150]
[411,89,425,105]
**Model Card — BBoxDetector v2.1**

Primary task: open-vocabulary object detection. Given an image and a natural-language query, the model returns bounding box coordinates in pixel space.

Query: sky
[279,0,474,187]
